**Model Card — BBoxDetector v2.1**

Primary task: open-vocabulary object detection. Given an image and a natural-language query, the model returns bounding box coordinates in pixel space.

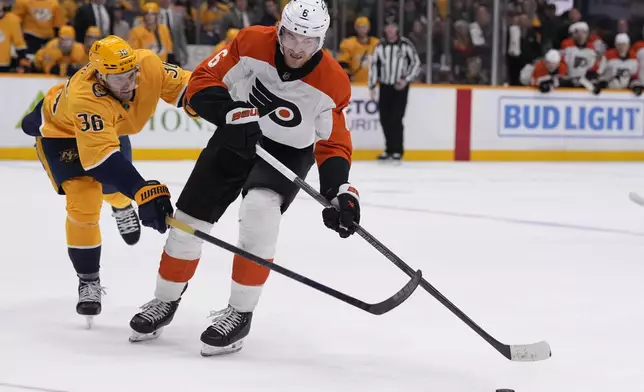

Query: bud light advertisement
[498,96,644,139]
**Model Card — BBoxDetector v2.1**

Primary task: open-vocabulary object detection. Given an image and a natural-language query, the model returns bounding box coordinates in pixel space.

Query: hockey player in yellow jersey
[21,35,189,326]
[0,3,28,72]
[33,25,85,76]
[212,27,238,55]
[12,0,65,54]
[337,17,379,83]
[128,2,174,63]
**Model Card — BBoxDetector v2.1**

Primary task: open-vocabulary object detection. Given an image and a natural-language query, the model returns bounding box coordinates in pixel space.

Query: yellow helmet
[85,26,102,38]
[226,28,240,41]
[355,16,370,28]
[143,2,159,13]
[59,25,76,39]
[89,35,137,75]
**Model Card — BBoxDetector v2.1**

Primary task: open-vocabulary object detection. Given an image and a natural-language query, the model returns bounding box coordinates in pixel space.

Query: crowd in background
[1,0,644,87]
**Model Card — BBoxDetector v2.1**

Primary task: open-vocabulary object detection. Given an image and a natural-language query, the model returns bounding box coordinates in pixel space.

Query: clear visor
[102,67,138,93]
[280,28,320,56]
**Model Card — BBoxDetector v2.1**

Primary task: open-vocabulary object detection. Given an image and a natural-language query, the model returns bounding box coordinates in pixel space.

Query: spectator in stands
[258,0,280,26]
[128,2,174,62]
[537,3,561,53]
[174,0,197,44]
[0,1,28,73]
[469,5,492,83]
[199,0,229,30]
[157,0,188,65]
[221,0,256,32]
[337,16,379,83]
[112,4,131,39]
[452,19,473,83]
[212,27,238,54]
[33,25,85,76]
[12,0,65,55]
[61,0,81,25]
[402,0,417,35]
[74,0,114,43]
[407,18,427,81]
[506,12,541,86]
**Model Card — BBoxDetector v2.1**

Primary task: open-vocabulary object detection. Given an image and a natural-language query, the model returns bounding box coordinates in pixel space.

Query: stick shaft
[255,145,531,360]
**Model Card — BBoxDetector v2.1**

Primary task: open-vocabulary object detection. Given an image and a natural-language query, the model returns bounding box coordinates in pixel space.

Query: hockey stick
[256,145,552,362]
[165,216,421,315]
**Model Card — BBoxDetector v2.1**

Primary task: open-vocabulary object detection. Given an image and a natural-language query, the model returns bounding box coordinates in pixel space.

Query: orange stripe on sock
[159,251,200,282]
[232,254,272,286]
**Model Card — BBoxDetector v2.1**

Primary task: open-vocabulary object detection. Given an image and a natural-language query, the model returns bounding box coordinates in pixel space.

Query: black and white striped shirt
[368,37,421,89]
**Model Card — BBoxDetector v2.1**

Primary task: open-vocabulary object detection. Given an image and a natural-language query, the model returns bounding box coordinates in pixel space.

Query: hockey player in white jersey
[604,33,643,95]
[560,21,606,86]
[128,0,361,356]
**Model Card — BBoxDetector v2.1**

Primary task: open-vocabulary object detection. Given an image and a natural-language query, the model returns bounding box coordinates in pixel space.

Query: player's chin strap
[255,144,552,362]
[165,216,421,316]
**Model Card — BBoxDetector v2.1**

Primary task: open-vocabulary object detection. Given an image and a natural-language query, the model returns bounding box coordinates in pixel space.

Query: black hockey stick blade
[166,217,421,315]
[255,145,552,361]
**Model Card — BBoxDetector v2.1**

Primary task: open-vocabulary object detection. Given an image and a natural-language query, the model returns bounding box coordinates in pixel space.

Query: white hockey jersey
[560,37,606,78]
[633,41,644,83]
[604,48,639,88]
[185,25,352,166]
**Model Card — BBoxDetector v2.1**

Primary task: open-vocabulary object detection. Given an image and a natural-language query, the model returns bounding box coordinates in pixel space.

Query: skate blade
[200,339,244,357]
[85,316,94,329]
[129,328,164,343]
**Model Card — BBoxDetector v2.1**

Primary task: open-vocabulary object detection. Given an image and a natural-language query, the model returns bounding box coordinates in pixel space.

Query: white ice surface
[1,161,644,392]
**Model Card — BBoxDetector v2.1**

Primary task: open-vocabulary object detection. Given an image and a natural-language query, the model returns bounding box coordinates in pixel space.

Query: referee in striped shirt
[369,19,421,161]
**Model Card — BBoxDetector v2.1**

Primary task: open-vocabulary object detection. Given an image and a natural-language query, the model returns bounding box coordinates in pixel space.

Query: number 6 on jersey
[208,49,229,68]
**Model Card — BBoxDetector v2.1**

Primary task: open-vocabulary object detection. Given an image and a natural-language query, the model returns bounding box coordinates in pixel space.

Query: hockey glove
[585,70,600,82]
[538,80,553,93]
[631,78,644,96]
[134,180,173,234]
[322,183,360,238]
[221,103,263,159]
[592,80,607,96]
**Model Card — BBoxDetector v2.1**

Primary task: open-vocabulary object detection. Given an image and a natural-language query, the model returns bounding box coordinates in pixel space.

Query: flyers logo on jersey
[249,78,302,128]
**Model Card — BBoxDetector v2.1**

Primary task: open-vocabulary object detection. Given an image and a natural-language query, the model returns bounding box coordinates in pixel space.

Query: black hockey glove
[134,180,174,234]
[592,80,607,96]
[538,80,553,93]
[322,183,360,238]
[221,103,263,159]
[631,78,644,96]
[585,70,600,82]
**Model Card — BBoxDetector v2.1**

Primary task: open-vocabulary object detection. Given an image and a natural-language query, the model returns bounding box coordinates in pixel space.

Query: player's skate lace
[137,299,172,323]
[207,306,242,335]
[79,281,106,302]
[112,207,139,234]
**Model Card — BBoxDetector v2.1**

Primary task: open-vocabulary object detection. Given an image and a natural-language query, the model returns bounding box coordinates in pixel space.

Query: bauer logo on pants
[498,96,644,139]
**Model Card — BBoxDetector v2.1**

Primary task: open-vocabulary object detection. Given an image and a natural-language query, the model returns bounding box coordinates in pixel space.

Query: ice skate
[112,204,141,245]
[200,305,253,357]
[376,152,391,162]
[129,297,182,342]
[76,279,106,329]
